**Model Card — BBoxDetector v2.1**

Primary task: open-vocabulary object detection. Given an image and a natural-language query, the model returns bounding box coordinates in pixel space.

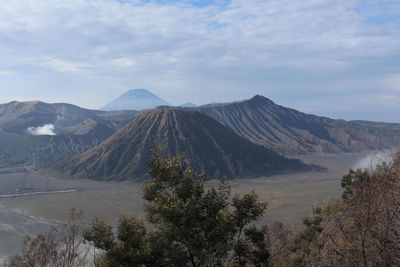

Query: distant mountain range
[179,102,197,108]
[53,108,312,181]
[0,100,138,167]
[0,131,113,168]
[197,95,400,154]
[1,90,400,181]
[0,100,137,136]
[101,89,170,111]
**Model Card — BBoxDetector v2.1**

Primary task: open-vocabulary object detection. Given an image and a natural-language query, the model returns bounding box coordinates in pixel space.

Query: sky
[0,0,400,122]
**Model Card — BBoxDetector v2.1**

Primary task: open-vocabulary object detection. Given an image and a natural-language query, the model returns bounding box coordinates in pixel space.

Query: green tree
[289,208,324,267]
[84,147,270,266]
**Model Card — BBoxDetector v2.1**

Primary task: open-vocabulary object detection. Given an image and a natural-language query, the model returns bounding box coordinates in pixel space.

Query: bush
[291,152,400,266]
[6,209,88,267]
[84,147,272,266]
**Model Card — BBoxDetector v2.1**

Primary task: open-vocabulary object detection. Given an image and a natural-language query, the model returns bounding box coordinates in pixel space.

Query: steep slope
[0,100,139,168]
[0,101,94,133]
[0,131,106,168]
[197,95,400,154]
[0,100,138,135]
[54,108,311,181]
[101,89,170,111]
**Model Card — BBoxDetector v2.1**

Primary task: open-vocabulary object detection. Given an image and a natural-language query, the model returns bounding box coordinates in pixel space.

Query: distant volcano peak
[101,89,170,111]
[54,107,310,181]
[248,95,275,105]
[123,89,154,96]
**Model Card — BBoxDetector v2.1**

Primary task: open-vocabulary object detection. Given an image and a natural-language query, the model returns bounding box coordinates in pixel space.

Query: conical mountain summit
[101,89,170,111]
[54,108,311,180]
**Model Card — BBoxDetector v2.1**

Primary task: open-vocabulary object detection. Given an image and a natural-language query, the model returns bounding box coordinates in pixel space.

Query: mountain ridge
[2,94,400,173]
[53,108,312,181]
[0,100,139,167]
[0,100,138,135]
[197,95,400,154]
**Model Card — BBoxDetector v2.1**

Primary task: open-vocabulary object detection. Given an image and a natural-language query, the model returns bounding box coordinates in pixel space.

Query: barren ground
[0,151,372,260]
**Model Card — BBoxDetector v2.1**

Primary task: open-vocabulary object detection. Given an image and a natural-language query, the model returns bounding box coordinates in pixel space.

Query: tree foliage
[9,147,400,266]
[84,146,271,266]
[289,152,400,266]
[6,209,88,267]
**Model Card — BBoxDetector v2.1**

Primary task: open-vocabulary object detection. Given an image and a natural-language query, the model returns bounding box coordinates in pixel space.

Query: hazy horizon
[0,0,399,122]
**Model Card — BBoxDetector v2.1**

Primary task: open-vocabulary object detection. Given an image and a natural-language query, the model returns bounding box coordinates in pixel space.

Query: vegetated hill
[0,131,106,168]
[53,108,312,181]
[101,89,170,111]
[347,120,400,130]
[0,100,138,135]
[0,100,139,168]
[197,95,400,154]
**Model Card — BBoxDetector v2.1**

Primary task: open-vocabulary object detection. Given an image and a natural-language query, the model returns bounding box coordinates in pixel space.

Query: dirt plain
[0,151,377,260]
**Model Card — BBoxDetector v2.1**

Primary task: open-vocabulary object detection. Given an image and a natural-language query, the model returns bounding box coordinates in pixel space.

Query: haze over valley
[0,89,398,261]
[1,0,400,265]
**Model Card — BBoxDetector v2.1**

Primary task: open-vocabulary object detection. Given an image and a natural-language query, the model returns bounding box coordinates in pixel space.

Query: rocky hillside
[0,100,139,168]
[197,96,400,154]
[0,100,138,135]
[53,108,312,181]
[0,131,106,168]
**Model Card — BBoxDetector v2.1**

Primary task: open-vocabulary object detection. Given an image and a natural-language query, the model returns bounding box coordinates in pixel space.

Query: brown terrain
[198,95,400,154]
[53,108,312,181]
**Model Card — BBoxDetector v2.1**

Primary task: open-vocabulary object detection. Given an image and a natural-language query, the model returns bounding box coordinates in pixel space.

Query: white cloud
[387,75,400,92]
[46,59,85,73]
[27,124,56,136]
[0,71,15,76]
[111,58,134,67]
[378,95,398,101]
[0,0,399,121]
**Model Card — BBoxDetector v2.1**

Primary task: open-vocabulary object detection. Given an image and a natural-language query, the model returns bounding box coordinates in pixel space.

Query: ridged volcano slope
[0,100,138,135]
[0,100,139,167]
[54,108,311,181]
[0,131,105,168]
[198,96,400,154]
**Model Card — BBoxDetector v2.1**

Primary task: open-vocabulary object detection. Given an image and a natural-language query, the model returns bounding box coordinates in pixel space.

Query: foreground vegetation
[7,150,400,266]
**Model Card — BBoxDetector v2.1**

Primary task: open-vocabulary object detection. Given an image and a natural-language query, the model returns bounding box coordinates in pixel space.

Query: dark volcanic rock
[0,100,138,167]
[0,100,138,135]
[197,95,400,154]
[54,108,311,181]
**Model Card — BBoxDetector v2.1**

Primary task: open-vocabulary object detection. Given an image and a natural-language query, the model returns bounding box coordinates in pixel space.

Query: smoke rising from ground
[27,124,56,136]
[353,151,394,170]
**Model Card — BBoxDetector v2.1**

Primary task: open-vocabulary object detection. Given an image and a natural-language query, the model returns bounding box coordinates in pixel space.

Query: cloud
[46,59,86,73]
[386,75,400,92]
[0,0,399,121]
[353,151,394,170]
[0,71,15,76]
[27,124,56,136]
[111,58,134,67]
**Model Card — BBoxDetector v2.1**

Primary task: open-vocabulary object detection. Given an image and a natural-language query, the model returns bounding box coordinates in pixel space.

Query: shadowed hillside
[0,100,139,168]
[0,131,107,168]
[53,108,312,181]
[0,100,138,135]
[198,95,400,154]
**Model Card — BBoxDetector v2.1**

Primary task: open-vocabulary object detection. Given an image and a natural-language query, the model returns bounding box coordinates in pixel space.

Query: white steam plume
[27,124,56,136]
[353,151,394,170]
